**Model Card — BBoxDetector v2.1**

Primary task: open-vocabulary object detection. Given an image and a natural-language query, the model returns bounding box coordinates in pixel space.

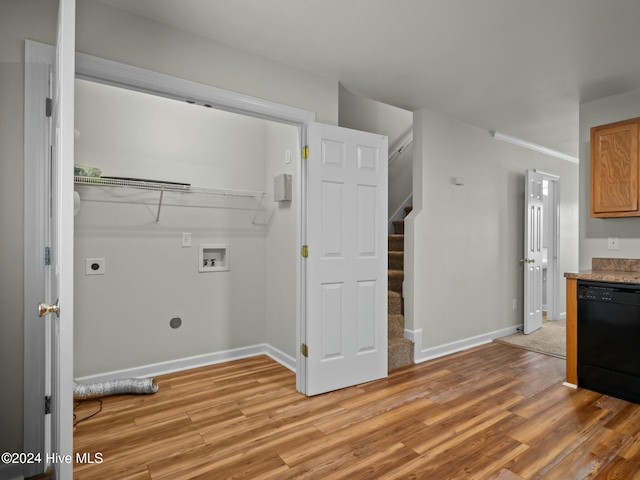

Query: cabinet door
[591,119,639,217]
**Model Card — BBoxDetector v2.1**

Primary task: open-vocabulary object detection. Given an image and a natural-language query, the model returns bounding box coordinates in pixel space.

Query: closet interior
[73,79,299,380]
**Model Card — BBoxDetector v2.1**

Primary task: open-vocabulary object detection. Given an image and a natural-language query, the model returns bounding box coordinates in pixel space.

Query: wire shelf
[74,176,268,224]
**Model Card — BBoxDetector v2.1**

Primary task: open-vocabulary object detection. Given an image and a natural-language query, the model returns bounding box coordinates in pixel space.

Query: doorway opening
[73,78,301,385]
[538,172,560,323]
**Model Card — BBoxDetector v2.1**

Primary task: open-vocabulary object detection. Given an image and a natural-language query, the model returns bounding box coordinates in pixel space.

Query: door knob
[38,299,60,317]
[520,258,535,264]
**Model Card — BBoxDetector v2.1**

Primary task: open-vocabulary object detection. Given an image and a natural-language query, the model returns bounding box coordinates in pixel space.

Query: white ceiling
[97,0,640,158]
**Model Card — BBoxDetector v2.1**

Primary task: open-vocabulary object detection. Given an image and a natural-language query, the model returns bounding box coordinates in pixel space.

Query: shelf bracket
[251,193,267,226]
[156,188,164,222]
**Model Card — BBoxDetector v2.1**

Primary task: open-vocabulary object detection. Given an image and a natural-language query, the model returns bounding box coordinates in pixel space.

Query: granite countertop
[565,258,640,284]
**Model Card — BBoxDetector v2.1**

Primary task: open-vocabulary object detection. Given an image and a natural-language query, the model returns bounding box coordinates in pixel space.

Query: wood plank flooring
[72,343,640,479]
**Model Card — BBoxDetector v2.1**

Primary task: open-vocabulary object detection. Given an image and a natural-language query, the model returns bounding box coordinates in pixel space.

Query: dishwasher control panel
[578,281,640,305]
[580,289,613,301]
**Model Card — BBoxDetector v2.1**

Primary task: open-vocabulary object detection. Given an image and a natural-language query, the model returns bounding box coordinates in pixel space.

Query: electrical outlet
[608,236,619,250]
[182,232,192,248]
[86,258,105,275]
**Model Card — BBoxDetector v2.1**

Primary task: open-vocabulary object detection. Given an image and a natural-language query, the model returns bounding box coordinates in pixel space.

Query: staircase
[388,206,414,371]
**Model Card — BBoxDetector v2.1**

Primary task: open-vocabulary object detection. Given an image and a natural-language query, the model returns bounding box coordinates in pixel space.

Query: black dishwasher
[578,280,640,404]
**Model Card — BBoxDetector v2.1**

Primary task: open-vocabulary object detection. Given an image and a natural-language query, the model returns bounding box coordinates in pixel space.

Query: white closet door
[305,122,388,396]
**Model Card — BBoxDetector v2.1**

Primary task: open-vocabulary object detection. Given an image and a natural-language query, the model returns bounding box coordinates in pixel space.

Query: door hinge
[45,396,51,415]
[302,145,309,159]
[44,246,51,266]
[301,343,309,358]
[45,98,52,118]
[301,245,309,258]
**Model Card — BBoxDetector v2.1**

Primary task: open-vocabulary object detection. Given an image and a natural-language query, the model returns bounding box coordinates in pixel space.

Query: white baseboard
[264,345,297,372]
[0,463,24,480]
[407,324,523,364]
[404,328,422,362]
[562,382,577,389]
[558,311,567,320]
[75,344,296,384]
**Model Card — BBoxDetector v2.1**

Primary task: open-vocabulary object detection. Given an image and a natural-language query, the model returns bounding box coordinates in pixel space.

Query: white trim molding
[408,325,523,364]
[75,50,316,126]
[404,328,422,362]
[74,344,296,384]
[492,131,579,163]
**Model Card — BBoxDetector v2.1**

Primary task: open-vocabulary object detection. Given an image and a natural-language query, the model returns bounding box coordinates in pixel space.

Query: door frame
[24,43,318,455]
[73,50,316,397]
[77,52,318,395]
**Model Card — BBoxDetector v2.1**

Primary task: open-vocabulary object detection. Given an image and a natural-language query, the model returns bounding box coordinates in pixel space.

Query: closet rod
[74,176,264,198]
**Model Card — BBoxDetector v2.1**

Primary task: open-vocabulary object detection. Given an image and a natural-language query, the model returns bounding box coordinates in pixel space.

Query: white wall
[0,0,59,456]
[264,123,300,358]
[1,0,339,451]
[579,88,640,269]
[406,109,579,354]
[339,86,413,218]
[0,58,28,459]
[76,0,338,125]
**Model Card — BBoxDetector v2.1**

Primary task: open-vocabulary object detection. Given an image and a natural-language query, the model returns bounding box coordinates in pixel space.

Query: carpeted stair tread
[388,291,402,315]
[388,234,405,252]
[388,270,404,294]
[388,337,414,371]
[392,220,404,235]
[388,251,404,270]
[388,314,405,339]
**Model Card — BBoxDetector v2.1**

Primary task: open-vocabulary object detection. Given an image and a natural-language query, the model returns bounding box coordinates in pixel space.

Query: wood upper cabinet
[591,117,640,217]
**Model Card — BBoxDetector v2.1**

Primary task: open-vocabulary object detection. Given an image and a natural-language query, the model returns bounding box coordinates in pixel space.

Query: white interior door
[523,169,544,334]
[48,1,76,477]
[304,122,388,396]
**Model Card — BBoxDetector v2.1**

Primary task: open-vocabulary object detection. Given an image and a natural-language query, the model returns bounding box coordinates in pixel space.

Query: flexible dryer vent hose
[73,378,158,400]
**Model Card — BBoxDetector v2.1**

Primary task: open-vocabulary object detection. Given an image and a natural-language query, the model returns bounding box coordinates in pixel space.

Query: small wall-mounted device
[453,177,465,186]
[199,244,230,272]
[274,174,292,202]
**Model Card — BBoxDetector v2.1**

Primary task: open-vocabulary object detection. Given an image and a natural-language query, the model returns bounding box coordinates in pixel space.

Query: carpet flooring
[494,319,566,359]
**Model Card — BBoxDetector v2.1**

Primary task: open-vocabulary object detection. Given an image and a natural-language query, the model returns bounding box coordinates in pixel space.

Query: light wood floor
[73,343,640,479]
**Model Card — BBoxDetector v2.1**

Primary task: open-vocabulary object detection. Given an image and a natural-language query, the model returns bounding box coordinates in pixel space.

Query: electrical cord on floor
[73,399,103,426]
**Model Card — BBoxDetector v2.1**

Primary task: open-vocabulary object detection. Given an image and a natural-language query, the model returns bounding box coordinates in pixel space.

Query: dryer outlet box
[274,174,292,202]
[86,258,106,275]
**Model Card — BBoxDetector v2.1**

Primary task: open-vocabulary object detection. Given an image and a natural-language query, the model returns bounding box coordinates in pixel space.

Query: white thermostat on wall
[274,174,292,202]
